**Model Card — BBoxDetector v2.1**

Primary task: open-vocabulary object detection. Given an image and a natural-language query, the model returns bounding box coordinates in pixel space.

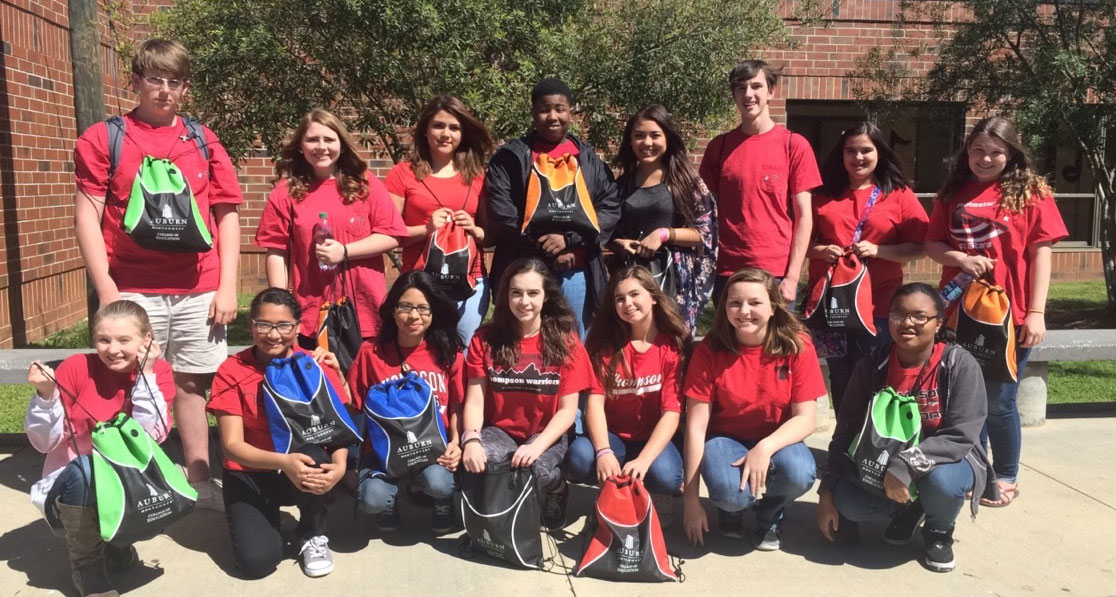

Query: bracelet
[658,228,670,243]
[462,437,481,447]
[1028,309,1045,314]
[342,244,349,262]
[595,448,614,459]
[462,429,481,442]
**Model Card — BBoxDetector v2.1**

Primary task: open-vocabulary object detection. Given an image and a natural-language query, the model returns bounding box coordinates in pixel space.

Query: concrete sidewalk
[1,419,1113,596]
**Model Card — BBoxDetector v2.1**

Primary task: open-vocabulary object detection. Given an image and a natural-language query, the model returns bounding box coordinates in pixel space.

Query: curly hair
[274,108,369,203]
[937,116,1050,213]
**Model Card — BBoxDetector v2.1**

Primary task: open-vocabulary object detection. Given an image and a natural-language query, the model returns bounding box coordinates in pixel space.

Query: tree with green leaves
[155,0,820,163]
[851,0,1116,306]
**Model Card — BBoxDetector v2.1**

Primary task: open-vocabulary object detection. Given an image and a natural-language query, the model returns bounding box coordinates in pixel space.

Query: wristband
[595,448,614,459]
[462,429,481,442]
[1028,309,1045,314]
[342,244,349,262]
[658,228,670,243]
[462,437,481,447]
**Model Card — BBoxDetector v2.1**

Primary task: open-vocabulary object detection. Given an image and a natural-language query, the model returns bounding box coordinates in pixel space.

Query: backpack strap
[181,116,211,161]
[106,115,126,183]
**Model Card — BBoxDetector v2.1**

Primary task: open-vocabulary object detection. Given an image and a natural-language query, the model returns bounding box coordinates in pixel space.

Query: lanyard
[850,186,882,244]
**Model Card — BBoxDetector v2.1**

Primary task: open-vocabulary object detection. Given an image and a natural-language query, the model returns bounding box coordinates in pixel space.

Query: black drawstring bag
[316,264,362,376]
[460,461,543,569]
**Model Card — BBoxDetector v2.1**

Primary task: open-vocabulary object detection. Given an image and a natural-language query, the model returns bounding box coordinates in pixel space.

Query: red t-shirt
[699,125,822,276]
[255,174,408,337]
[55,354,176,451]
[208,347,348,471]
[886,343,946,436]
[74,112,244,293]
[810,186,929,318]
[683,334,827,441]
[532,138,580,160]
[925,181,1068,325]
[588,335,683,442]
[346,339,464,429]
[465,329,593,441]
[383,162,485,278]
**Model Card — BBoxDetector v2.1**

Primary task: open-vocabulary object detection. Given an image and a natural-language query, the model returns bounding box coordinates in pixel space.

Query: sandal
[980,481,1020,508]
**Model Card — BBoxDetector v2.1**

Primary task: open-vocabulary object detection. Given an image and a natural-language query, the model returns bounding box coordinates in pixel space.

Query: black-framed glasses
[143,75,185,90]
[250,320,297,335]
[395,303,432,316]
[888,312,937,326]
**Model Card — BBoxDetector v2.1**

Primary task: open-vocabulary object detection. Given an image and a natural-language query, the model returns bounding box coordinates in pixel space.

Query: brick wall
[0,0,1105,346]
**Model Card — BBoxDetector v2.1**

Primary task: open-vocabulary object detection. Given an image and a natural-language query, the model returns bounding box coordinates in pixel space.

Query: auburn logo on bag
[576,476,679,582]
[415,221,479,301]
[949,278,1017,382]
[460,463,544,569]
[261,352,361,453]
[522,153,600,238]
[362,372,448,478]
[804,252,876,335]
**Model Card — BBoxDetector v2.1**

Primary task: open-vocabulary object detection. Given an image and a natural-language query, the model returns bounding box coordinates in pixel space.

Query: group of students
[25,37,1068,595]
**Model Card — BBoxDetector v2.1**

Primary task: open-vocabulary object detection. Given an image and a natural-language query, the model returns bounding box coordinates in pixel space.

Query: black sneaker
[716,508,745,539]
[431,498,455,535]
[922,526,956,573]
[375,500,400,532]
[884,501,925,546]
[753,524,781,552]
[542,490,569,531]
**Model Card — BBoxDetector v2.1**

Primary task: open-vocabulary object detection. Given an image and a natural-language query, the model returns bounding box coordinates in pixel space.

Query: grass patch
[0,384,30,433]
[1046,280,1116,329]
[1048,361,1116,404]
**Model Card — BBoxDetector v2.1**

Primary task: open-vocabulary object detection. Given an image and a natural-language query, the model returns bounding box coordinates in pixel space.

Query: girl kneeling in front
[683,268,825,551]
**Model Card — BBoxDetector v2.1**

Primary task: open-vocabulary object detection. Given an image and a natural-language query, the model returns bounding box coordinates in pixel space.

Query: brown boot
[54,499,119,597]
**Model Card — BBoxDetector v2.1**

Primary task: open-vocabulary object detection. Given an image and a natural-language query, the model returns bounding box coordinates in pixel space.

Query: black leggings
[223,445,330,579]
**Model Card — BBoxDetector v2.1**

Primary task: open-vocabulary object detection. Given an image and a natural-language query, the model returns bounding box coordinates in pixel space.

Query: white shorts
[119,291,227,375]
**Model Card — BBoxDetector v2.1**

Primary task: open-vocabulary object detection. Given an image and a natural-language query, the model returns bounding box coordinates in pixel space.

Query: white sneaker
[190,478,224,512]
[299,535,334,578]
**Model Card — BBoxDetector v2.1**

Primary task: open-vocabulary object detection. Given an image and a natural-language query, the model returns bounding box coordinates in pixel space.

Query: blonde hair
[131,39,191,80]
[91,300,153,338]
[708,268,804,356]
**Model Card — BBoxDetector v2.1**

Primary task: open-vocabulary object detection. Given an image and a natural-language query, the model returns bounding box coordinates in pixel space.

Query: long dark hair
[585,265,689,396]
[377,271,463,370]
[616,105,698,226]
[937,116,1049,213]
[482,258,576,367]
[890,282,956,344]
[408,95,494,186]
[709,268,804,356]
[275,108,369,202]
[818,121,909,198]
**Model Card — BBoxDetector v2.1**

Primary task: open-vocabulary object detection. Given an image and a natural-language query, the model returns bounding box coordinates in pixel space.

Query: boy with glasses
[73,38,243,511]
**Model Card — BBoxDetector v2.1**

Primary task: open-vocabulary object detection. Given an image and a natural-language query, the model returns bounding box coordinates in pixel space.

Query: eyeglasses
[250,320,297,335]
[142,75,185,90]
[395,303,432,316]
[888,312,938,326]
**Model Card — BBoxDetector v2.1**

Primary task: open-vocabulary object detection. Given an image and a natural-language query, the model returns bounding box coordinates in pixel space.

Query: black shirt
[616,180,678,240]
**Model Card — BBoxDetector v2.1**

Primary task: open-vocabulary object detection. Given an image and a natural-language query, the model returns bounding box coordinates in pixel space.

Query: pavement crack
[1021,462,1116,512]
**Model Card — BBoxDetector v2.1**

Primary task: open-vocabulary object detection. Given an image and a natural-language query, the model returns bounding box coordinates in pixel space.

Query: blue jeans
[833,459,974,532]
[457,276,490,347]
[44,455,95,530]
[825,318,891,414]
[982,345,1033,483]
[558,268,590,338]
[356,462,456,514]
[700,437,816,529]
[565,433,684,495]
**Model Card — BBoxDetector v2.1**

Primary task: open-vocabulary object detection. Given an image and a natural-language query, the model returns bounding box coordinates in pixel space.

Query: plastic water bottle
[312,213,336,271]
[941,272,973,306]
